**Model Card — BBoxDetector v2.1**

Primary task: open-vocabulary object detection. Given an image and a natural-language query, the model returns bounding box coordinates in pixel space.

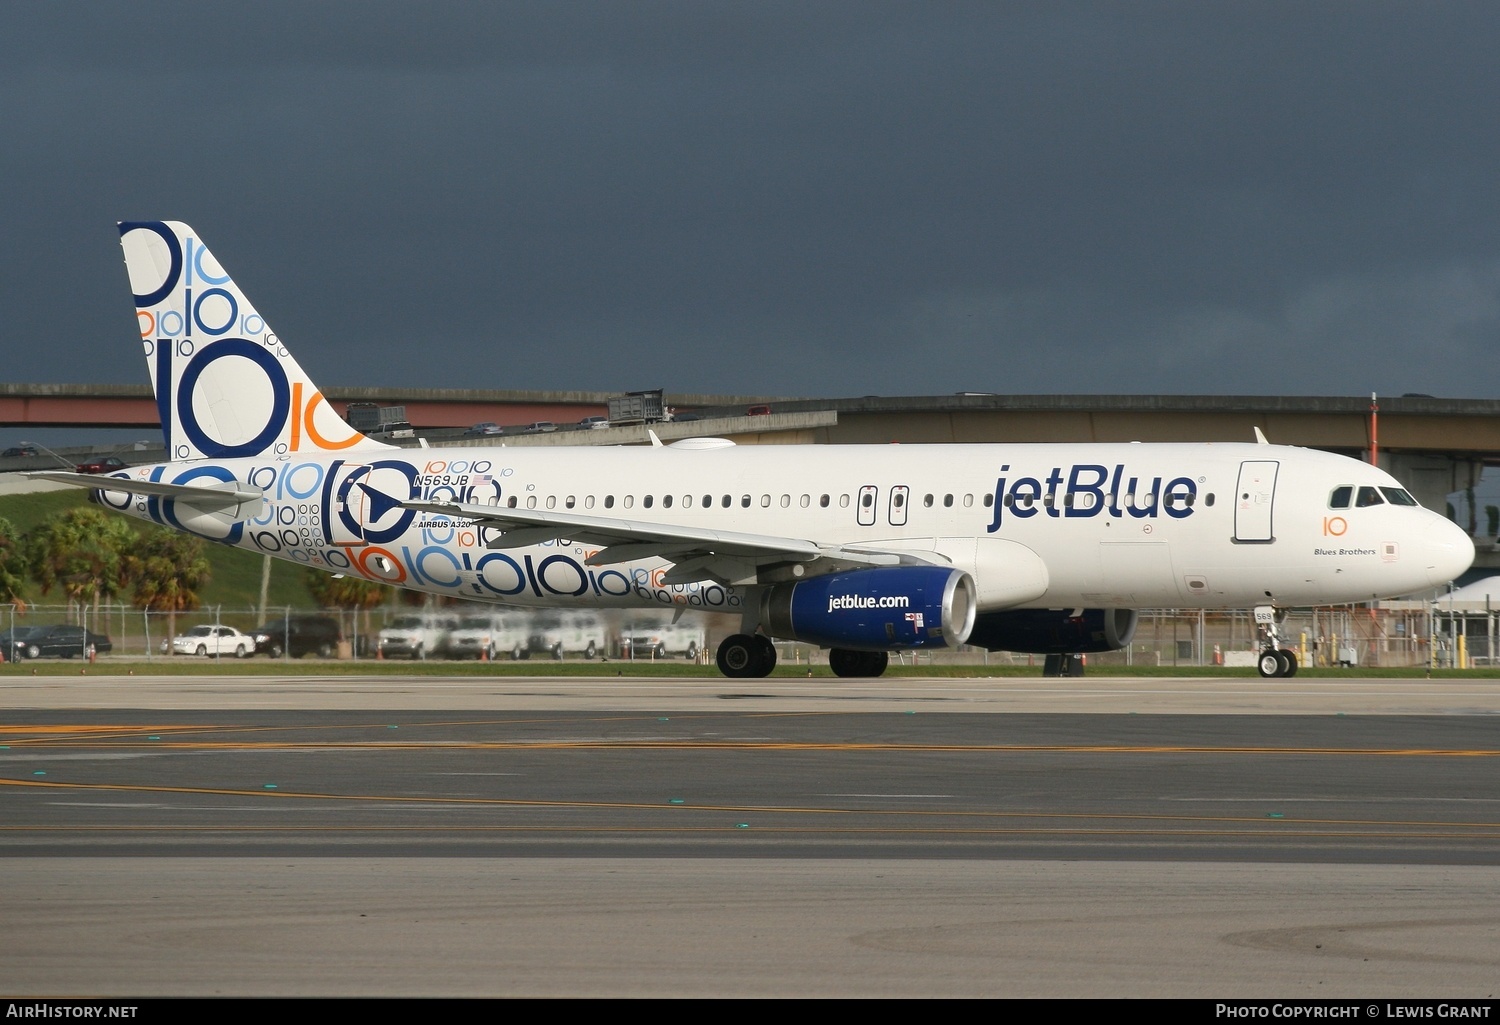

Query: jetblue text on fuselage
[987,463,1198,532]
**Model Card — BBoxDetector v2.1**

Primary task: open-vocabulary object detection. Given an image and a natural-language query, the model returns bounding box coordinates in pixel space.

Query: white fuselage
[95,439,1473,623]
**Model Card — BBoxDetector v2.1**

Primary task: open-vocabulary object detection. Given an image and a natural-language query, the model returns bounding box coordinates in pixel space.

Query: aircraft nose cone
[1423,517,1475,587]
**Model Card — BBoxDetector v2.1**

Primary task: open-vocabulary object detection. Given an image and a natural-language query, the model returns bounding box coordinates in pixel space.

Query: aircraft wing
[402,499,935,585]
[26,471,263,511]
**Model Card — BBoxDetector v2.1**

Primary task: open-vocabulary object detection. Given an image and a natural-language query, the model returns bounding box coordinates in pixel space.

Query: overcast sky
[4,1,1500,404]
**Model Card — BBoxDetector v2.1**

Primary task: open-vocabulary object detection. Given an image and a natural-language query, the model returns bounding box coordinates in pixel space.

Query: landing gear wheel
[717,634,776,678]
[1258,648,1298,678]
[829,649,891,678]
[1278,649,1298,678]
[717,634,756,677]
[752,635,777,676]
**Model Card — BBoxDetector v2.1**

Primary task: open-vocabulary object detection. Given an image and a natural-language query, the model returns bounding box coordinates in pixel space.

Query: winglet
[648,430,664,448]
[1253,426,1270,445]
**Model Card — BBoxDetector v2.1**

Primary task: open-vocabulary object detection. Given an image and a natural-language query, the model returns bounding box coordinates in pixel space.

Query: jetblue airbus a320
[32,222,1475,678]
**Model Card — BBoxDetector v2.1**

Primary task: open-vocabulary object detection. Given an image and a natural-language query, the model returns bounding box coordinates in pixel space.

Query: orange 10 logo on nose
[1322,516,1347,537]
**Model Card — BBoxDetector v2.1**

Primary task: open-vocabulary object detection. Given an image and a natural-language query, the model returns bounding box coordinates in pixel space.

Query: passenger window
[623,495,634,509]
[507,496,518,508]
[760,495,771,507]
[741,495,751,508]
[566,496,576,509]
[642,495,653,508]
[839,494,850,508]
[923,494,934,507]
[800,495,810,508]
[604,496,614,509]
[819,495,830,508]
[1329,486,1352,509]
[663,495,673,508]
[780,495,790,508]
[861,492,874,508]
[983,494,993,507]
[943,494,954,508]
[584,496,595,509]
[722,495,731,508]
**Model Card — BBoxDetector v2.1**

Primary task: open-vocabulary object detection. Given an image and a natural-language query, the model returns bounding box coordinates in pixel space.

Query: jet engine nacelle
[759,566,976,651]
[967,608,1139,654]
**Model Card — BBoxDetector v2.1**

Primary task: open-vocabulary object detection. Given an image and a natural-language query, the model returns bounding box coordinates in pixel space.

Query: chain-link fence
[0,600,1490,668]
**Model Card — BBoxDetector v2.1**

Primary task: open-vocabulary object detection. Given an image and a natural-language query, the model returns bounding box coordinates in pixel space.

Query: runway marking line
[4,776,1500,833]
[4,739,1498,756]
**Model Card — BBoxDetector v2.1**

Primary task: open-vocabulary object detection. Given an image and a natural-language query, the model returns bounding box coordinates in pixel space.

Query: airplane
[31,221,1476,679]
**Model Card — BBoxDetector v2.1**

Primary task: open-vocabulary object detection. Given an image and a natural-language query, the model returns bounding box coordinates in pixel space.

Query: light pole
[19,441,75,470]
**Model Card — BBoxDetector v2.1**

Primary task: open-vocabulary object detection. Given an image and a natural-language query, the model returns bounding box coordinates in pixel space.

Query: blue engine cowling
[759,566,977,651]
[966,608,1138,654]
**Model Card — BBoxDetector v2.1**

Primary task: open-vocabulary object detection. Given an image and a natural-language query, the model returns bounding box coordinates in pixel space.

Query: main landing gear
[828,649,889,678]
[714,636,892,679]
[1254,604,1298,678]
[716,634,777,678]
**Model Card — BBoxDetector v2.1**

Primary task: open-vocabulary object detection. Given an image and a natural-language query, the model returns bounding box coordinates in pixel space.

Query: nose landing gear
[1255,605,1298,678]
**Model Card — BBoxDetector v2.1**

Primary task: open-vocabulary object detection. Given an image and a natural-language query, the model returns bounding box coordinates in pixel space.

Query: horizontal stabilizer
[27,471,263,514]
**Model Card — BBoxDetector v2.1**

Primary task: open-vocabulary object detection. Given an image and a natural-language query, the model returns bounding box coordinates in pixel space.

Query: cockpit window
[1380,487,1418,507]
[1356,486,1385,507]
[1329,486,1352,509]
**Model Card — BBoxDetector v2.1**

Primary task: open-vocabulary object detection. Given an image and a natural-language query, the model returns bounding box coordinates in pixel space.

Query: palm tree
[27,508,135,620]
[305,570,391,654]
[123,529,211,647]
[0,517,28,611]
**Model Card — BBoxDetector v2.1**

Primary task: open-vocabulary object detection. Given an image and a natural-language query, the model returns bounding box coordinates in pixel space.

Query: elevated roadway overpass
[3,383,1495,516]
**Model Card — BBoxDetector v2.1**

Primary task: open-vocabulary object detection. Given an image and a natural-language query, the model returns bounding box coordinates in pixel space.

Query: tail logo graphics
[987,463,1198,532]
[120,221,369,460]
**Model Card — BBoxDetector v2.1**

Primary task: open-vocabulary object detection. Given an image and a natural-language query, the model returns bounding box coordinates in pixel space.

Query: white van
[619,615,705,660]
[444,613,529,660]
[525,612,606,660]
[377,613,457,660]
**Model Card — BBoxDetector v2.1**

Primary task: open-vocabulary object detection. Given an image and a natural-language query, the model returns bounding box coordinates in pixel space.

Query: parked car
[2,445,39,458]
[377,614,457,660]
[577,416,610,430]
[163,624,255,658]
[523,421,557,434]
[251,615,343,658]
[746,405,772,416]
[2,624,112,661]
[464,422,502,436]
[75,456,128,474]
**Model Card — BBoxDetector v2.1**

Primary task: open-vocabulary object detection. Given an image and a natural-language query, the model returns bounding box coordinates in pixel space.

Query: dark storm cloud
[2,2,1499,399]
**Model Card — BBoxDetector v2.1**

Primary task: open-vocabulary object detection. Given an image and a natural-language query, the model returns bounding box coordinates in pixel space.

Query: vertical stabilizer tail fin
[119,220,391,460]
